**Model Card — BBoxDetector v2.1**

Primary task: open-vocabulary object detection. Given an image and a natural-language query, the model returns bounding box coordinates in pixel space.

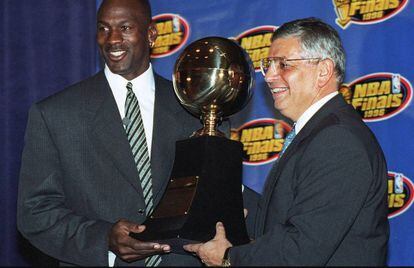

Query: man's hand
[183,222,232,266]
[108,219,170,263]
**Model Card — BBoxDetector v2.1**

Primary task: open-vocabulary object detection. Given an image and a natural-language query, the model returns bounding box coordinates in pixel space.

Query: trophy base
[130,136,249,254]
[131,227,198,254]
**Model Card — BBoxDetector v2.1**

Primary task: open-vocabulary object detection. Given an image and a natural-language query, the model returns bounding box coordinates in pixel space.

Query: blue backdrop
[1,0,413,266]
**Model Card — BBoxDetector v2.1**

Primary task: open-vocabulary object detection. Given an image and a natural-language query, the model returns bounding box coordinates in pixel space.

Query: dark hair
[139,0,152,23]
[98,0,152,23]
[272,17,346,84]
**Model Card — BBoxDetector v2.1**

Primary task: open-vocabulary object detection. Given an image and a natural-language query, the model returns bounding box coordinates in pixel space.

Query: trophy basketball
[130,36,254,253]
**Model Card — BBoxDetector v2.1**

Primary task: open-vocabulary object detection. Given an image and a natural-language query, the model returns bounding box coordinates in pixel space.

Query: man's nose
[264,64,280,82]
[107,29,123,44]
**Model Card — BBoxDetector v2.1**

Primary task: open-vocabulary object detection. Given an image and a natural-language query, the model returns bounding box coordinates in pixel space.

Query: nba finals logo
[233,26,277,72]
[332,0,408,29]
[388,172,414,219]
[151,14,190,58]
[231,118,292,165]
[339,73,412,122]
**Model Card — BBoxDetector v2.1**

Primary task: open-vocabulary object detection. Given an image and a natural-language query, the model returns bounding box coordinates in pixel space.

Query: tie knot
[126,82,133,92]
[279,123,296,158]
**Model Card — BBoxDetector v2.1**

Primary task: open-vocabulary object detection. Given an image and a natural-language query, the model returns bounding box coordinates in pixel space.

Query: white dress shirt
[104,64,156,266]
[104,64,156,155]
[295,91,338,135]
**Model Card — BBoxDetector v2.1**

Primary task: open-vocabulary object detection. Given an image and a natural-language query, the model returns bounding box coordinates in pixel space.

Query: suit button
[138,209,145,214]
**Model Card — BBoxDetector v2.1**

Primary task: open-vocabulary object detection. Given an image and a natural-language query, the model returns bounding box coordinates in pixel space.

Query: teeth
[271,87,288,93]
[109,51,125,57]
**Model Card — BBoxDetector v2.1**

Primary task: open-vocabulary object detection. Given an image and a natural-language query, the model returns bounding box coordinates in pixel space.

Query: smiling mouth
[107,50,127,61]
[270,87,289,94]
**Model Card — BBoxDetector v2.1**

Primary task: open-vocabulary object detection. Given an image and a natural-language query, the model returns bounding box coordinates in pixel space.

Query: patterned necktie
[279,124,296,158]
[125,82,161,267]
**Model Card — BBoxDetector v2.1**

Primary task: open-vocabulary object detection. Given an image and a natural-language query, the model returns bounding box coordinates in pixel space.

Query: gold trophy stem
[192,105,225,137]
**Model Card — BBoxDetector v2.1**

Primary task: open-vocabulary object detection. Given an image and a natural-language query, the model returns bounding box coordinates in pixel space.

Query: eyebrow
[97,19,135,26]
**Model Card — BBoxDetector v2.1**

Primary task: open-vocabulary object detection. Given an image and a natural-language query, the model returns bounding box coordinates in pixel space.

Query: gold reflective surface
[173,37,254,136]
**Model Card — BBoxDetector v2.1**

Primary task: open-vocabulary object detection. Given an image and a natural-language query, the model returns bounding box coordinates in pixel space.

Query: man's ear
[148,22,157,48]
[317,58,335,88]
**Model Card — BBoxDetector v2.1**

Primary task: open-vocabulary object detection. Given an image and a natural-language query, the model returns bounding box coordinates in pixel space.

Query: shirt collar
[295,91,338,134]
[104,63,155,93]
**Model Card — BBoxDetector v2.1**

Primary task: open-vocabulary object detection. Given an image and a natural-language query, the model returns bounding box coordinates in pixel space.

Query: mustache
[104,44,128,52]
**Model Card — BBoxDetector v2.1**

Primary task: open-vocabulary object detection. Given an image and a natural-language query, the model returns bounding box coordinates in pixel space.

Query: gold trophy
[173,37,253,136]
[130,37,253,253]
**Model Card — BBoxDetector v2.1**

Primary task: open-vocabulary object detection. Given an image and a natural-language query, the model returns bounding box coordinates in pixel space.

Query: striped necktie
[279,124,296,159]
[124,82,161,266]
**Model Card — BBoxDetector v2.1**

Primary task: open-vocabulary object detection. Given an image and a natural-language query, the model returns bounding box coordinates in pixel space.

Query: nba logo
[392,73,401,94]
[394,173,404,194]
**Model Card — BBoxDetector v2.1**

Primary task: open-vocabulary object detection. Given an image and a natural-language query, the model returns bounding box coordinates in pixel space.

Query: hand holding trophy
[130,36,254,254]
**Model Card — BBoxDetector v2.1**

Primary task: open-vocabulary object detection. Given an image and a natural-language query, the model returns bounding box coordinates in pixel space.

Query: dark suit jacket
[17,71,202,266]
[233,94,389,266]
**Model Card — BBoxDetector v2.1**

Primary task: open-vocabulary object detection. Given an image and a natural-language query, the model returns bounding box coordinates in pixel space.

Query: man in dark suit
[184,17,389,266]
[17,0,201,266]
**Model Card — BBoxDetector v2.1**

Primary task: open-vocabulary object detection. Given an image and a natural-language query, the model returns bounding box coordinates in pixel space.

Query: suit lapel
[83,72,196,207]
[83,72,144,196]
[257,94,349,235]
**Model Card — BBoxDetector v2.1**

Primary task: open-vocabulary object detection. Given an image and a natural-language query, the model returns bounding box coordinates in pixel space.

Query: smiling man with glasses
[185,17,389,266]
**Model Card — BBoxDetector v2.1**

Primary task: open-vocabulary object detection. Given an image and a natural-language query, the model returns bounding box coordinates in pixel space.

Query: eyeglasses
[260,57,321,76]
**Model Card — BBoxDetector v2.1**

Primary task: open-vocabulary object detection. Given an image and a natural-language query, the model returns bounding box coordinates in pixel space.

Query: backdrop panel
[1,0,97,266]
[149,1,413,265]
